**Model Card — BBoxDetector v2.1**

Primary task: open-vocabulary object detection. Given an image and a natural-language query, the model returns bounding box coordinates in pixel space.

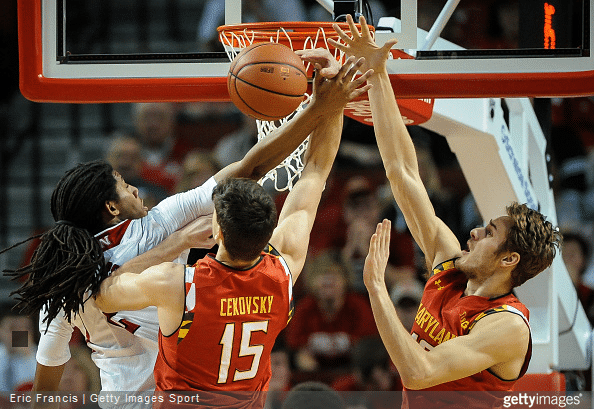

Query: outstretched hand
[363,219,391,292]
[295,48,341,78]
[310,55,374,113]
[329,14,397,74]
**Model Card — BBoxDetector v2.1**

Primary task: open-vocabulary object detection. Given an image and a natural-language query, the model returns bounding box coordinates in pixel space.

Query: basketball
[227,42,308,121]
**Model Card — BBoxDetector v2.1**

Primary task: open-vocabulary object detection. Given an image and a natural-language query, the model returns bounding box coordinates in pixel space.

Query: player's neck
[215,247,260,270]
[464,274,513,299]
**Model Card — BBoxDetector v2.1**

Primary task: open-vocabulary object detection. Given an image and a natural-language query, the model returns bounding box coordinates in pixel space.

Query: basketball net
[218,22,368,192]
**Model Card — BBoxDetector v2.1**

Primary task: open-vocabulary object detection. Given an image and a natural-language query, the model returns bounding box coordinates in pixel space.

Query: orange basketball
[227,43,308,121]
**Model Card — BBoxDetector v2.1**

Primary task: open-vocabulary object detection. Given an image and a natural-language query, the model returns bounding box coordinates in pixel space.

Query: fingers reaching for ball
[310,55,373,111]
[295,48,341,78]
[329,15,398,74]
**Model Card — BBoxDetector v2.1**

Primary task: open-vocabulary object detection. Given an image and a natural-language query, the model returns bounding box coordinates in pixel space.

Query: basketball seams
[229,42,294,74]
[229,74,291,120]
[230,74,306,98]
[232,62,306,95]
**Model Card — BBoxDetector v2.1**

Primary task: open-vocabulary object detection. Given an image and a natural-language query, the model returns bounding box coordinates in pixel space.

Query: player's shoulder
[146,261,183,275]
[141,262,185,286]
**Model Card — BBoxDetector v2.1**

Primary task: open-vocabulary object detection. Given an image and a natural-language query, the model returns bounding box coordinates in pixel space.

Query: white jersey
[36,177,217,395]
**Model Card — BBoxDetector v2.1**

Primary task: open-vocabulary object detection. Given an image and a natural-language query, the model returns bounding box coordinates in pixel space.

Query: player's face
[457,216,513,279]
[112,171,148,220]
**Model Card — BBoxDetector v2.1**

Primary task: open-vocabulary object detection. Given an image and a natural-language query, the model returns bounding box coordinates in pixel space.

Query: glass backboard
[18,0,594,102]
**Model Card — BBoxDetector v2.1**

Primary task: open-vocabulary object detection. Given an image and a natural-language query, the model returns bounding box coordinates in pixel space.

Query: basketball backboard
[18,0,594,103]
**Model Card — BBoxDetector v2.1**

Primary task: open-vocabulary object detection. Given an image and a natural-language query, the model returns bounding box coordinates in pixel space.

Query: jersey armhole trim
[432,258,458,275]
[161,264,192,338]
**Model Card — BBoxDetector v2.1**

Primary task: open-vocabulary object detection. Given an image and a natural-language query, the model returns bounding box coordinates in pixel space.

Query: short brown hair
[500,202,562,287]
[212,178,277,261]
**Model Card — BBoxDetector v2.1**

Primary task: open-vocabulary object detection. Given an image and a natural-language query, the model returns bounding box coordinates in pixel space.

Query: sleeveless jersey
[36,177,217,399]
[154,244,294,408]
[403,259,532,409]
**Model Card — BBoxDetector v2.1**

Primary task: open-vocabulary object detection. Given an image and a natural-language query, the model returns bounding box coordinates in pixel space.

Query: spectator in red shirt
[285,251,379,383]
[339,176,416,292]
[132,103,182,193]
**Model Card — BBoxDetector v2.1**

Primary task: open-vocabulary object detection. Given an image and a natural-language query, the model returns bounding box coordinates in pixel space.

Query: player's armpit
[405,312,530,390]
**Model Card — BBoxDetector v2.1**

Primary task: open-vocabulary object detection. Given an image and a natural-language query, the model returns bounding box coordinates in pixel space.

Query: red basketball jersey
[154,244,294,408]
[403,259,532,409]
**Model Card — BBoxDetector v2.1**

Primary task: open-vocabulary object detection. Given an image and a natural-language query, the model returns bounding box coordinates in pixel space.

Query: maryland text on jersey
[413,301,457,347]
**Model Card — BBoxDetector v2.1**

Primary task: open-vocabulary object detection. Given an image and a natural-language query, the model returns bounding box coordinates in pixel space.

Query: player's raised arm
[330,15,461,268]
[269,59,372,282]
[214,54,370,184]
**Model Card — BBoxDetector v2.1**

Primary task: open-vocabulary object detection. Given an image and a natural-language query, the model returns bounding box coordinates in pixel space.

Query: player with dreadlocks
[1,61,366,404]
[5,161,131,328]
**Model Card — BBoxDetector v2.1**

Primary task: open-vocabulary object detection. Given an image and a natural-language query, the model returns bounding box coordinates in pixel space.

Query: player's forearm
[368,72,418,184]
[271,111,343,281]
[303,111,343,177]
[281,111,342,219]
[32,363,65,408]
[366,284,433,390]
[367,71,443,260]
[96,273,152,312]
[227,102,328,181]
[111,230,187,278]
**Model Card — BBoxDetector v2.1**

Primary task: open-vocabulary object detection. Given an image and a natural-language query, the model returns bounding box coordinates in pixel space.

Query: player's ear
[214,230,225,246]
[104,200,120,217]
[501,252,520,269]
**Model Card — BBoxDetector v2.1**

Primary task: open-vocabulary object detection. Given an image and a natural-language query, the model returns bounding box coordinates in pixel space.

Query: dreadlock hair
[213,178,277,261]
[1,160,119,331]
[498,202,563,288]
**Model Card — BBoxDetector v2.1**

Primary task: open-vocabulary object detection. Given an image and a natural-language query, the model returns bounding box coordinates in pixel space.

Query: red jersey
[154,244,294,408]
[403,259,532,409]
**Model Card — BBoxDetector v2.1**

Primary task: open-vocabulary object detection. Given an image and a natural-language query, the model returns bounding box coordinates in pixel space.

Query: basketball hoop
[219,22,368,77]
[218,22,434,191]
[218,22,370,191]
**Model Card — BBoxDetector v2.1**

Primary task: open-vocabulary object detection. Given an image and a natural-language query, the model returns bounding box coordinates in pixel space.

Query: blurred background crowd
[1,0,593,405]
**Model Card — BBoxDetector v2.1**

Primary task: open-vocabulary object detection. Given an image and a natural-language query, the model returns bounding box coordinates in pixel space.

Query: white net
[218,24,348,191]
[254,97,311,191]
